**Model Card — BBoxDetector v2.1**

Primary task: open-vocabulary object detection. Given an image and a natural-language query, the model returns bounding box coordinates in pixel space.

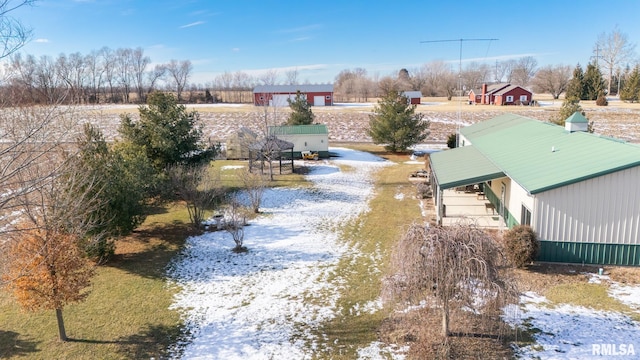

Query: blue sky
[11,0,640,85]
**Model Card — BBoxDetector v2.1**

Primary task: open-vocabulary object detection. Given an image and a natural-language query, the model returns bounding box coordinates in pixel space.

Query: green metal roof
[269,124,328,135]
[565,111,589,123]
[430,146,505,189]
[458,114,640,194]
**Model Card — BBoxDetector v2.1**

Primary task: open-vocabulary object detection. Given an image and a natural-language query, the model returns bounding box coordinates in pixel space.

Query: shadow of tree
[115,323,187,359]
[105,222,197,279]
[0,330,40,358]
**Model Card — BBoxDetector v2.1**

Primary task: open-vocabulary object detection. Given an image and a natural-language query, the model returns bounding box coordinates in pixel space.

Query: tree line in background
[1,29,638,106]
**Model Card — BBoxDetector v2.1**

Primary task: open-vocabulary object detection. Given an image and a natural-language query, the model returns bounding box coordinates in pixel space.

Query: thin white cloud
[180,21,205,29]
[275,24,321,34]
[35,38,50,43]
[231,48,240,53]
[288,37,310,43]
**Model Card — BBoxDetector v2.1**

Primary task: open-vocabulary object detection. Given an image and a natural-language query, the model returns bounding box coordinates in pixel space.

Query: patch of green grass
[0,205,191,360]
[545,283,640,321]
[212,159,311,190]
[311,151,425,359]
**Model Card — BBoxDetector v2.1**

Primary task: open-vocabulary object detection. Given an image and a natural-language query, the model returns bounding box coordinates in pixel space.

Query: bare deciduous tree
[284,68,299,85]
[531,64,572,99]
[595,27,637,95]
[131,47,150,103]
[238,168,268,213]
[146,63,166,96]
[166,59,192,102]
[509,56,538,87]
[223,195,248,252]
[387,223,516,340]
[168,163,222,230]
[258,69,279,86]
[0,0,35,60]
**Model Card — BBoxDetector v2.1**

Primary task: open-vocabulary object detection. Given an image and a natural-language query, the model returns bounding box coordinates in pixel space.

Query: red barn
[253,84,334,107]
[468,83,533,105]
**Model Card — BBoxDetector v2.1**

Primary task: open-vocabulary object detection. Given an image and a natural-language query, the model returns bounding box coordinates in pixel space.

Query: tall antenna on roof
[420,38,498,146]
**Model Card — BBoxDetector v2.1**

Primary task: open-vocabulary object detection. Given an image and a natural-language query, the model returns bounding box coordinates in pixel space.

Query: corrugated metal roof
[253,84,334,93]
[461,114,640,194]
[430,146,505,189]
[402,91,422,98]
[269,124,328,135]
[565,112,589,123]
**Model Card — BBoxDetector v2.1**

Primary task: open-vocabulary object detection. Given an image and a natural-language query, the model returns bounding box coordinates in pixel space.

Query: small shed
[253,84,334,107]
[402,91,422,105]
[268,124,329,158]
[226,127,257,160]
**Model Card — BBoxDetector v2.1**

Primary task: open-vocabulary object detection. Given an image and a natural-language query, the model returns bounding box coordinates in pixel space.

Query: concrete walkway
[441,189,504,228]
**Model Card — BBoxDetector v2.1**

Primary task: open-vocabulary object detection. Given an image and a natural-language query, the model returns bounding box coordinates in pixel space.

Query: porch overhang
[429,145,505,189]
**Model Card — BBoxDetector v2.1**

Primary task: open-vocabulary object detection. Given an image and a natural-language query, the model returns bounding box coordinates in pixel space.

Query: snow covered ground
[166,146,640,360]
[503,274,640,359]
[166,148,398,359]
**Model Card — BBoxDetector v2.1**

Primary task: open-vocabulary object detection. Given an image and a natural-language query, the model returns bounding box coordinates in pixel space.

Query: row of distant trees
[3,28,637,106]
[3,48,193,105]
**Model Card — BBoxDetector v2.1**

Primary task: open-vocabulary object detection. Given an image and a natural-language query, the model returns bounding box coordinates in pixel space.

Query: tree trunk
[56,308,68,341]
[441,302,449,338]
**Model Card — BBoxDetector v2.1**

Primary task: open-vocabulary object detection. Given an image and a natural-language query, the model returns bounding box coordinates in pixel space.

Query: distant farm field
[81,95,640,146]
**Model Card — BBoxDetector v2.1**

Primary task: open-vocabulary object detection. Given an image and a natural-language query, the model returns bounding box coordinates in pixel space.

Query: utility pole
[420,38,498,146]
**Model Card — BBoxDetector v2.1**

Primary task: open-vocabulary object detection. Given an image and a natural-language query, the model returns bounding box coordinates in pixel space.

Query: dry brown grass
[78,96,640,146]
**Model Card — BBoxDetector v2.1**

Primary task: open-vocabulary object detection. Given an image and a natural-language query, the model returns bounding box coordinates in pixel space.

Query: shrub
[596,92,608,106]
[416,182,432,199]
[503,225,538,268]
[446,133,457,149]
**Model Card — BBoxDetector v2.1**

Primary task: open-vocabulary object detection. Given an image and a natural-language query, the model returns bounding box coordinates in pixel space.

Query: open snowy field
[166,148,400,359]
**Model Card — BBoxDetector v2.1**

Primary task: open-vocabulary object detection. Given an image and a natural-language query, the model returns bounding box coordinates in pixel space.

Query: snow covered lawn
[166,148,395,359]
[165,146,640,360]
[503,274,640,359]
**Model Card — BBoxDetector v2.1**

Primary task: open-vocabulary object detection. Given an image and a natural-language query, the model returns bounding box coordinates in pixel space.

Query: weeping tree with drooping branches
[388,223,517,341]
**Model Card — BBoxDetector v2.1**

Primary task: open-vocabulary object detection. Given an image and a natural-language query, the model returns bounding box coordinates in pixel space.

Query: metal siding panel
[538,241,640,265]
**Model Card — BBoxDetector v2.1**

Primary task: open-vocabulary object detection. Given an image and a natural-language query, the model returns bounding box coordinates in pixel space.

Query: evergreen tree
[119,92,216,170]
[367,91,430,152]
[620,65,640,102]
[584,62,605,100]
[71,124,156,260]
[286,91,315,125]
[565,64,585,100]
[550,100,594,132]
[446,133,457,149]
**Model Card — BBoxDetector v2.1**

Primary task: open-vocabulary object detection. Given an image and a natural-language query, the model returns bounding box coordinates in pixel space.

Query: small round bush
[503,225,538,268]
[596,94,608,106]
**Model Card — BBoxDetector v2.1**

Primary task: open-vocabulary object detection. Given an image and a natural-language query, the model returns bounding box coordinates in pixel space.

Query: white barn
[430,113,640,266]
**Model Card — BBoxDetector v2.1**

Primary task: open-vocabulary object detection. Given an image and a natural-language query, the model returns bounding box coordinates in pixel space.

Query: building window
[259,96,264,100]
[521,204,531,226]
[325,95,331,100]
[520,95,528,102]
[506,95,514,102]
